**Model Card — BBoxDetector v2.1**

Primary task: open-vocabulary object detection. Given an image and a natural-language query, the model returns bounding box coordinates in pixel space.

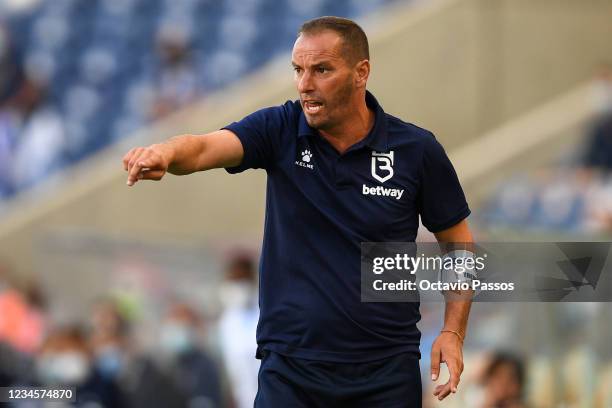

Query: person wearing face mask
[158,302,223,408]
[36,325,125,408]
[89,313,130,384]
[88,298,132,382]
[217,253,259,408]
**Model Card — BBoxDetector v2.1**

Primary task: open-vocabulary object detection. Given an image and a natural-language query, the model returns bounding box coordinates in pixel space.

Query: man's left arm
[430,218,474,401]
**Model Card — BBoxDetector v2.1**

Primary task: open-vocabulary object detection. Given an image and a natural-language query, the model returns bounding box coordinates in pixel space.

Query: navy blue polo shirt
[223,91,470,363]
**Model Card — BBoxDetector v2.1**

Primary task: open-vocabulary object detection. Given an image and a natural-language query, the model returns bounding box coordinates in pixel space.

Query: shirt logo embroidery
[363,150,404,200]
[371,151,394,183]
[295,149,314,170]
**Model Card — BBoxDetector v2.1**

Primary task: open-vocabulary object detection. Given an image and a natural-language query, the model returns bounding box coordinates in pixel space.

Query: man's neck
[319,101,375,155]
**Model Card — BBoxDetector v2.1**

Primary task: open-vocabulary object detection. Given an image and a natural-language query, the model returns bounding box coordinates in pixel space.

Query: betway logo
[362,184,404,200]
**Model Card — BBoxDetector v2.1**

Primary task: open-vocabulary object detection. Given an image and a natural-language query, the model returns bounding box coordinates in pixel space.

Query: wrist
[440,328,465,343]
[156,142,176,166]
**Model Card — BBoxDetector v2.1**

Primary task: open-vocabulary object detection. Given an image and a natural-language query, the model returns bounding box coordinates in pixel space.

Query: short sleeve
[222,104,289,173]
[417,133,471,233]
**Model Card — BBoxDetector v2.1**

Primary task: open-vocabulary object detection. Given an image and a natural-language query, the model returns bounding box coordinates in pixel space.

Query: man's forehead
[292,31,344,61]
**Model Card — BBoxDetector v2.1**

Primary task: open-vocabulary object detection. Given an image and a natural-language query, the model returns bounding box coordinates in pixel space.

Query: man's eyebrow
[291,60,334,68]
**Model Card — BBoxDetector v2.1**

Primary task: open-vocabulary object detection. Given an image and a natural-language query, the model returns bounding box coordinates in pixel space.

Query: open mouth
[304,101,324,114]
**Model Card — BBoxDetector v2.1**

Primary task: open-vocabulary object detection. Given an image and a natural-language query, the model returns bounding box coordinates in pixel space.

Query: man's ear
[354,59,370,88]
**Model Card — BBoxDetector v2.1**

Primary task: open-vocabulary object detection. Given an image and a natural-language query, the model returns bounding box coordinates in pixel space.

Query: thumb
[139,169,166,181]
[430,344,441,381]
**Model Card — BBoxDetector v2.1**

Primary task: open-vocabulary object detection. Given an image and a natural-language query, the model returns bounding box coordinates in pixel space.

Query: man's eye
[293,67,302,73]
[316,67,327,73]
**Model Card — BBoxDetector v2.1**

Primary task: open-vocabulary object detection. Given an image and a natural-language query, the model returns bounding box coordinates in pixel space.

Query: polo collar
[297,90,389,152]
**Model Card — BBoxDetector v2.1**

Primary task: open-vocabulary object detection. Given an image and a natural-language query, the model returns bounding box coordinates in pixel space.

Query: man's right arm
[122,130,243,186]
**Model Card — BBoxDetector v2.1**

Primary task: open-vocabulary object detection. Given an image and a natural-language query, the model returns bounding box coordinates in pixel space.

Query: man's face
[292,31,358,130]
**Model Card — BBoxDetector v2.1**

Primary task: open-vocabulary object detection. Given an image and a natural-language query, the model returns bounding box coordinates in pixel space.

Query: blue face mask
[96,347,123,379]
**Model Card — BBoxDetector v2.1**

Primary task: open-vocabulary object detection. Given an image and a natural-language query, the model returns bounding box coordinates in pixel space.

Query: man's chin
[304,115,329,131]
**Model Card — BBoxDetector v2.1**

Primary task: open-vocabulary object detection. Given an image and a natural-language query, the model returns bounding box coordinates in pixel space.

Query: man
[123,16,473,407]
[217,253,260,408]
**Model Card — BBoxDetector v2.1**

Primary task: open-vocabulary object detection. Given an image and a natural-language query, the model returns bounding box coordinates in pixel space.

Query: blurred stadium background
[1,0,612,406]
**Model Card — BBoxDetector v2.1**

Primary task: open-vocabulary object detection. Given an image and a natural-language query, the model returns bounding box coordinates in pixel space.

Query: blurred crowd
[481,63,612,236]
[0,253,259,408]
[0,16,204,199]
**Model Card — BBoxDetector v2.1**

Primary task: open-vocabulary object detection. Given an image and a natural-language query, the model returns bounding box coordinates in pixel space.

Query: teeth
[305,103,322,113]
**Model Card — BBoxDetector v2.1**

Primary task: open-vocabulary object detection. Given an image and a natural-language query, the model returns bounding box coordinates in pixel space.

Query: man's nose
[297,71,315,93]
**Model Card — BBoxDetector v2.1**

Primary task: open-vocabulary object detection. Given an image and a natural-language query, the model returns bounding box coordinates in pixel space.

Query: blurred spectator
[89,297,131,382]
[158,302,222,408]
[0,267,46,354]
[36,324,125,407]
[0,22,23,197]
[9,76,65,190]
[474,352,527,408]
[148,26,202,119]
[584,115,612,172]
[217,253,259,408]
[591,62,612,116]
[584,63,612,171]
[581,172,612,232]
[0,74,65,195]
[0,289,36,387]
[0,23,24,106]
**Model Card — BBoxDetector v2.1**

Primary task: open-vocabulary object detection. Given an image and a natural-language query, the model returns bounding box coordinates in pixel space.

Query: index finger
[127,150,150,186]
[127,160,146,186]
[430,344,441,381]
[122,149,135,171]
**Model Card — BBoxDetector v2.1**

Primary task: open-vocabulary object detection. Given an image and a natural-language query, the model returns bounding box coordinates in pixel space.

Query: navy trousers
[254,351,422,408]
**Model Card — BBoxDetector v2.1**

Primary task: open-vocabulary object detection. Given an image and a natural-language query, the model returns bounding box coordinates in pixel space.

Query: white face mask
[160,322,195,355]
[219,281,254,309]
[37,352,90,385]
[592,78,612,114]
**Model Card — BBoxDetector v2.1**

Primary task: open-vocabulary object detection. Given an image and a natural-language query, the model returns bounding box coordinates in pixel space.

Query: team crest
[371,151,394,183]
